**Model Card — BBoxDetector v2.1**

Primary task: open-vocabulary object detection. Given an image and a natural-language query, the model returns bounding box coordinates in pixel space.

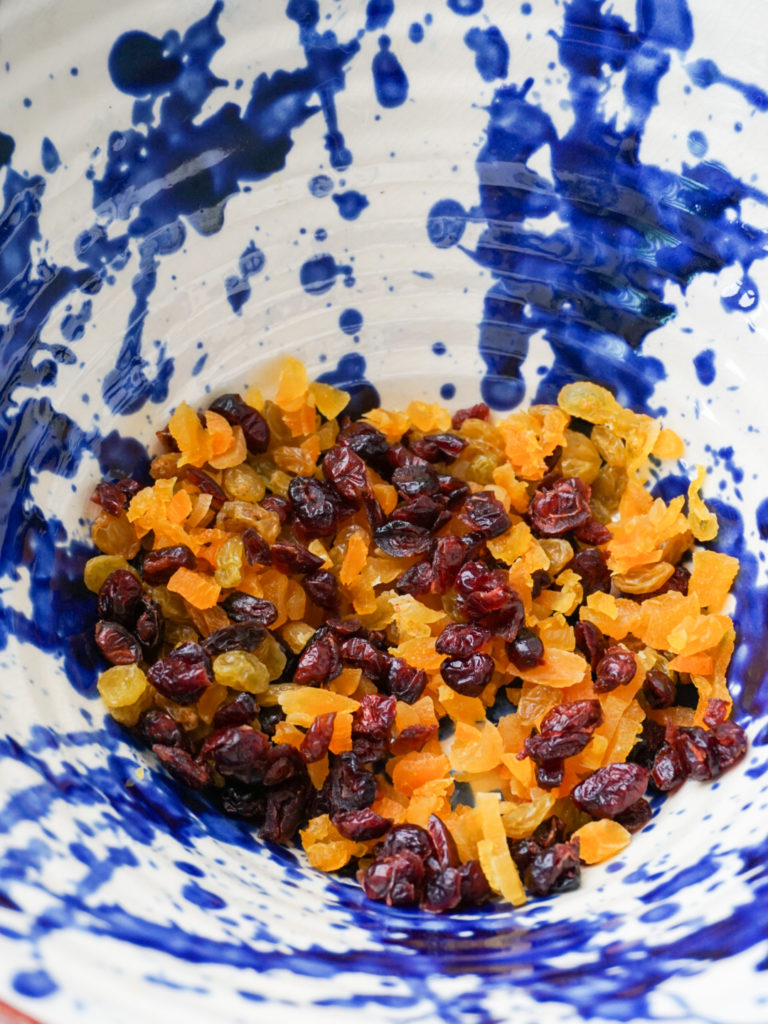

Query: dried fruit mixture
[85,357,747,911]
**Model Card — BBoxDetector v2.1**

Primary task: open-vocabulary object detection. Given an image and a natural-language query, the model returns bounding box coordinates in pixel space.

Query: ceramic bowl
[1,1,767,1022]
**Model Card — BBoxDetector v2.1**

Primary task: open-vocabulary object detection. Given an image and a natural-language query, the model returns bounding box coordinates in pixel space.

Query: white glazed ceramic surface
[1,1,767,1023]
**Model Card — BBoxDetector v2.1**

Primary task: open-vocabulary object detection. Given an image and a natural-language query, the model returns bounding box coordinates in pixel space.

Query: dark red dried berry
[533,815,569,848]
[523,700,603,763]
[430,534,467,593]
[384,656,427,704]
[294,632,343,685]
[392,462,440,499]
[338,636,389,682]
[333,808,393,841]
[261,778,312,844]
[455,562,524,640]
[529,477,592,536]
[134,596,164,655]
[409,433,467,463]
[435,623,490,658]
[422,866,463,913]
[242,527,272,566]
[569,547,611,596]
[651,744,687,792]
[703,698,730,728]
[263,743,309,787]
[458,859,492,906]
[361,850,425,906]
[271,540,324,575]
[574,621,607,672]
[374,520,433,558]
[376,823,433,861]
[209,393,270,453]
[440,652,494,697]
[201,620,266,656]
[643,669,676,709]
[390,723,437,755]
[460,491,511,538]
[711,720,748,771]
[667,725,719,781]
[183,466,227,510]
[300,712,336,763]
[260,494,292,523]
[322,445,372,505]
[614,797,653,833]
[258,704,286,738]
[337,420,390,462]
[116,477,143,500]
[94,620,141,665]
[199,725,271,785]
[328,752,377,813]
[437,474,471,507]
[220,784,266,821]
[394,561,435,596]
[303,569,340,609]
[147,642,213,705]
[389,494,449,531]
[92,481,128,516]
[153,744,210,789]
[451,403,490,429]
[530,568,551,598]
[594,646,637,693]
[97,570,143,626]
[212,692,258,729]
[221,591,278,626]
[508,837,542,873]
[142,544,197,585]
[573,519,613,546]
[572,763,649,818]
[138,710,185,749]
[506,628,544,670]
[524,840,581,897]
[535,759,565,790]
[352,694,397,762]
[287,476,340,538]
[629,717,666,772]
[427,814,460,869]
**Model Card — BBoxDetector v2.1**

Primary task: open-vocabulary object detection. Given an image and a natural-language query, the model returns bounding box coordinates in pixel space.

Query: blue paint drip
[693,348,716,385]
[756,499,768,541]
[409,23,424,44]
[309,174,334,197]
[686,59,768,112]
[339,308,364,335]
[12,969,58,998]
[464,26,510,82]
[299,254,353,295]
[41,137,61,173]
[332,190,369,220]
[447,0,483,15]
[426,198,467,248]
[372,36,409,108]
[225,241,265,314]
[428,0,768,412]
[365,0,394,31]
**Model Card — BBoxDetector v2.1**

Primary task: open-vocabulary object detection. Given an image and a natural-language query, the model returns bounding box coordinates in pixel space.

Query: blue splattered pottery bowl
[1,1,768,1022]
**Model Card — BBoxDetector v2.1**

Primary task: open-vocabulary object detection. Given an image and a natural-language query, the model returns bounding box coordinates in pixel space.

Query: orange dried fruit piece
[513,648,589,689]
[169,401,211,468]
[275,356,310,412]
[449,721,504,774]
[309,380,350,419]
[340,529,370,586]
[278,687,359,727]
[391,751,450,797]
[689,550,739,612]
[167,566,221,609]
[500,792,557,840]
[573,819,632,864]
[687,466,718,542]
[475,792,526,906]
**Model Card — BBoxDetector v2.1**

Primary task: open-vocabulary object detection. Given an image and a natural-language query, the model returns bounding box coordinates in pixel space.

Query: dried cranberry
[460,491,511,538]
[440,652,494,697]
[534,816,568,848]
[261,494,292,524]
[328,752,377,813]
[376,823,433,861]
[374,520,433,558]
[430,535,467,592]
[261,778,311,844]
[524,840,581,897]
[138,709,185,749]
[508,837,542,873]
[363,493,386,531]
[614,798,653,833]
[264,743,309,787]
[573,519,613,546]
[436,623,490,658]
[506,628,544,670]
[572,763,649,819]
[183,466,227,510]
[97,570,143,626]
[142,544,197,585]
[535,759,565,790]
[422,866,463,913]
[220,784,266,821]
[574,621,607,672]
[651,744,687,792]
[333,808,393,841]
[338,636,389,682]
[458,859,492,906]
[212,692,258,729]
[530,568,551,598]
[322,445,372,504]
[209,393,270,453]
[258,704,286,738]
[361,850,425,906]
[242,527,271,566]
[92,481,128,515]
[629,717,666,772]
[301,712,336,763]
[271,540,324,575]
[569,547,611,596]
[201,620,266,656]
[594,646,637,693]
[667,725,719,781]
[94,620,141,664]
[711,720,748,771]
[395,561,435,596]
[148,642,213,705]
[294,632,342,685]
[437,475,471,507]
[384,657,427,704]
[116,477,142,500]
[455,562,524,640]
[643,669,676,709]
[451,403,490,429]
[288,476,339,538]
[409,433,467,463]
[221,591,278,626]
[303,569,340,609]
[153,744,210,789]
[337,420,390,462]
[325,616,367,638]
[392,462,440,499]
[134,596,164,655]
[703,699,730,728]
[427,814,460,869]
[352,694,397,761]
[529,477,592,537]
[199,725,271,785]
[524,700,603,763]
[389,494,449,531]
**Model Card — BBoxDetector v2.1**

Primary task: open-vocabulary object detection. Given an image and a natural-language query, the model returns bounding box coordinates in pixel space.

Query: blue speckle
[332,190,369,220]
[41,137,61,173]
[225,241,265,315]
[315,227,327,241]
[309,174,334,197]
[757,499,768,541]
[365,0,394,31]
[687,130,708,157]
[409,23,425,44]
[191,354,208,376]
[432,341,447,355]
[426,198,467,248]
[693,348,716,385]
[182,880,227,910]
[447,0,483,15]
[372,36,409,108]
[13,969,58,998]
[440,382,456,400]
[521,2,532,13]
[23,97,31,108]
[300,254,351,295]
[639,903,680,923]
[339,308,364,335]
[464,26,509,82]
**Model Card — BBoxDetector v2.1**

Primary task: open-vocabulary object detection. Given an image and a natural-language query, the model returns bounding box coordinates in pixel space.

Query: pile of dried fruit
[86,358,747,911]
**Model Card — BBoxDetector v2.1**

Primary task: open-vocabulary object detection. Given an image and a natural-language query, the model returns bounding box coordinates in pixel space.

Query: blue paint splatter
[686,58,768,112]
[426,198,467,248]
[365,0,394,31]
[687,130,708,157]
[12,969,58,998]
[299,253,353,295]
[409,23,424,44]
[756,499,768,541]
[693,348,716,385]
[309,174,334,197]
[440,382,456,400]
[41,137,61,173]
[332,190,369,220]
[225,241,265,315]
[464,26,510,82]
[447,0,483,15]
[339,308,364,335]
[372,36,409,108]
[432,341,447,355]
[182,880,227,910]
